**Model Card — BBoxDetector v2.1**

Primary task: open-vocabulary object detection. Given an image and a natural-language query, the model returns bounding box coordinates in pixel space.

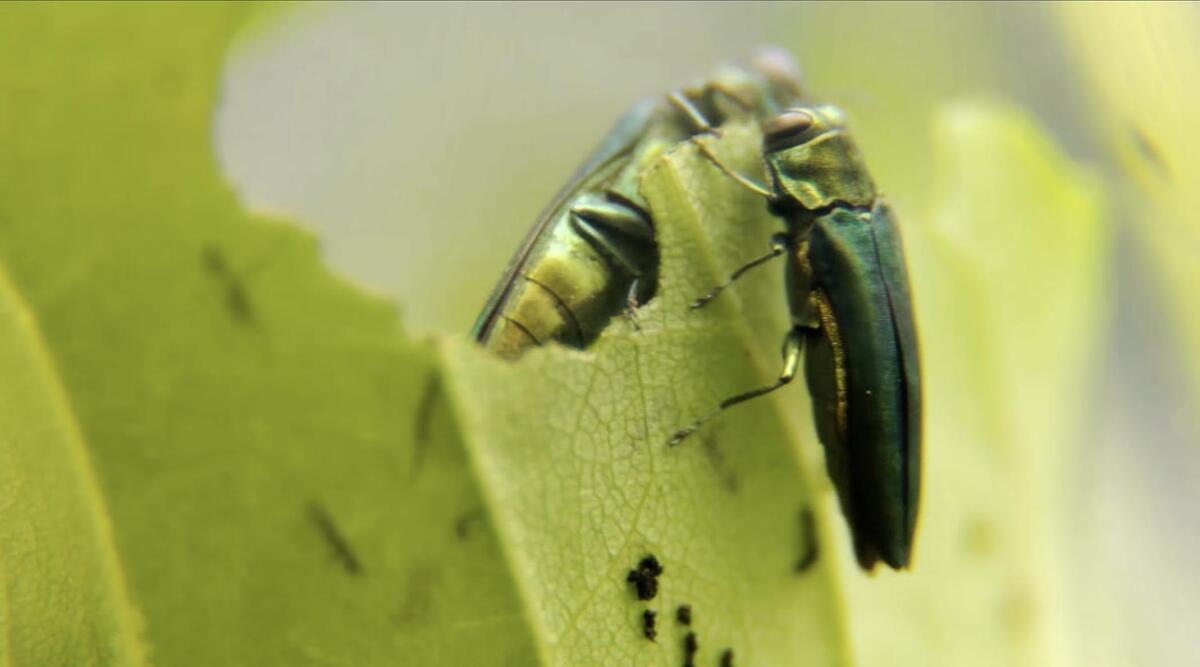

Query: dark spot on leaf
[412,372,440,476]
[640,555,663,575]
[682,631,699,667]
[626,554,663,601]
[307,502,362,575]
[1129,124,1170,178]
[1000,577,1037,642]
[675,604,692,626]
[202,244,228,273]
[720,648,735,667]
[642,609,657,642]
[202,244,254,325]
[454,508,484,541]
[963,513,996,558]
[223,285,253,323]
[394,563,437,627]
[794,506,818,573]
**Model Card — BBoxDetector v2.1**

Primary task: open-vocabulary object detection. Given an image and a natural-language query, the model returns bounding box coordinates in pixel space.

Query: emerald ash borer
[471,53,802,357]
[673,94,922,572]
[473,50,921,572]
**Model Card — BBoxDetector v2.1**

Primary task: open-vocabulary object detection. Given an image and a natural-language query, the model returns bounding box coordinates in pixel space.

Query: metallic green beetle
[472,53,803,358]
[674,103,922,571]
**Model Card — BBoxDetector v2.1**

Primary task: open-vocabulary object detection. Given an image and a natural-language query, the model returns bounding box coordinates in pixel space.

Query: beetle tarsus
[667,407,717,447]
[690,287,722,310]
[670,330,803,448]
[667,91,718,134]
[668,425,696,447]
[624,279,643,332]
[690,238,788,311]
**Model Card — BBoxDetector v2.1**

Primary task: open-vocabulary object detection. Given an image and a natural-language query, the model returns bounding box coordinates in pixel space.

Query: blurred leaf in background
[846,100,1107,667]
[1057,4,1200,666]
[1059,4,1200,408]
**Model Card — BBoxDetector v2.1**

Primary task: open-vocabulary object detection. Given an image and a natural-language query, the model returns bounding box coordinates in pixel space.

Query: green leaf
[0,4,534,665]
[441,119,853,666]
[440,98,1109,665]
[0,270,146,666]
[0,4,1111,666]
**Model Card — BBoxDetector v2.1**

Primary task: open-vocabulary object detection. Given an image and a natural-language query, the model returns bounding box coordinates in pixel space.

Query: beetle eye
[764,109,815,148]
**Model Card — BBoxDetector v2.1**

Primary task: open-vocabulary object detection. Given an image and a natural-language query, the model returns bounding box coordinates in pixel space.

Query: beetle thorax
[766,130,876,211]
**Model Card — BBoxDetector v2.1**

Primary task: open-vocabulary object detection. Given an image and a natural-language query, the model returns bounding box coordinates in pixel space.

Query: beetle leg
[668,91,773,198]
[692,139,774,198]
[691,233,789,309]
[669,327,803,446]
[667,91,722,137]
[624,278,642,332]
[570,196,654,270]
[718,327,803,409]
[568,197,659,337]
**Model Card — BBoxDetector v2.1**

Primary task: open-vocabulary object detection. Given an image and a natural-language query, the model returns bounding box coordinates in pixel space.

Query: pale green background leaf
[844,101,1108,667]
[1058,3,1200,420]
[1056,5,1200,664]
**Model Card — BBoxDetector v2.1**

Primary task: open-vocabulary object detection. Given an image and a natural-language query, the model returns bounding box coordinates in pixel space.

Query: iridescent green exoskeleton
[472,53,803,358]
[674,104,922,571]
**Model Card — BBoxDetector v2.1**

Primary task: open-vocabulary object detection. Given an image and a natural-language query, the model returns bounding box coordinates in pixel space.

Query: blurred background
[213,3,1198,665]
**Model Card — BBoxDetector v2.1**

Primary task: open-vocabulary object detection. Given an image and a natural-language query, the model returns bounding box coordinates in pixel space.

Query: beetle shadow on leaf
[794,506,818,574]
[701,430,740,495]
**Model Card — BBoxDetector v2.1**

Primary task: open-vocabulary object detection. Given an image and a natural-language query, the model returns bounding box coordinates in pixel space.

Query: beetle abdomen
[478,203,644,358]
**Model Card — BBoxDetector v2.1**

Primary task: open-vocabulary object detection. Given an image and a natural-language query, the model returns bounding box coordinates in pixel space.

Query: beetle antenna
[692,139,774,199]
[667,89,774,199]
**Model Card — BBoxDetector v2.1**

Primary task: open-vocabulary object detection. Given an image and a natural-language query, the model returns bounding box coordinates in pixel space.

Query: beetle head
[762,105,877,212]
[683,47,807,128]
